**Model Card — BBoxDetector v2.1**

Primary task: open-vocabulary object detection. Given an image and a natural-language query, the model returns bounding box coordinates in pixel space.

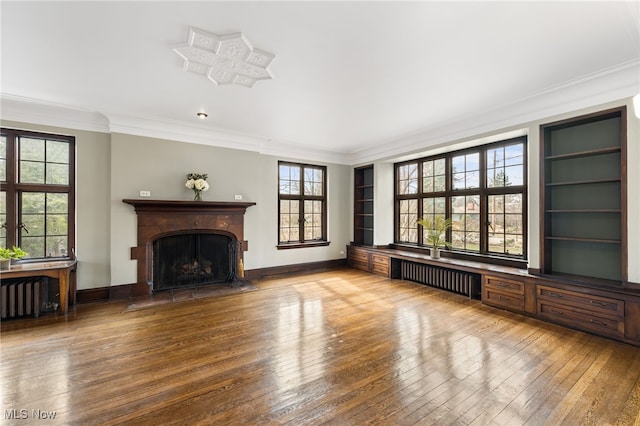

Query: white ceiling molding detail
[173,27,275,88]
[0,95,111,134]
[1,60,637,166]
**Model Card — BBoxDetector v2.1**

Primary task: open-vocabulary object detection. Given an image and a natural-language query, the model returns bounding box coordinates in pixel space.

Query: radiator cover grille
[401,261,480,299]
[1,277,49,319]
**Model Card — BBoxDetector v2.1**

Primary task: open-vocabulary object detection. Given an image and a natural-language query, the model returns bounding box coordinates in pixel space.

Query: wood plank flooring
[2,268,640,425]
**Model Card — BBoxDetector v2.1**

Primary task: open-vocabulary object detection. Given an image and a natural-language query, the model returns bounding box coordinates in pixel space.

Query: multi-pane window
[395,137,526,260]
[0,128,75,260]
[278,161,327,248]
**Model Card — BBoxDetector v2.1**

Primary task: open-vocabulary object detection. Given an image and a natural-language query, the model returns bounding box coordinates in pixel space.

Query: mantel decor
[185,173,209,201]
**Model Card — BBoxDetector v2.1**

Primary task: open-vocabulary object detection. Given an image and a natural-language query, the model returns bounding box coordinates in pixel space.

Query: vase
[431,247,440,259]
[0,259,10,271]
[193,190,202,201]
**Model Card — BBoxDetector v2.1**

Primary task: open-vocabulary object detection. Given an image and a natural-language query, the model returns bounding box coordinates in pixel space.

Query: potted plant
[417,216,452,259]
[0,246,28,270]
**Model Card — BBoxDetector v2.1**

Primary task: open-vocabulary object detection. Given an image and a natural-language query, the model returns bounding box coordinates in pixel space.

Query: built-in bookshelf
[354,165,374,245]
[540,107,627,284]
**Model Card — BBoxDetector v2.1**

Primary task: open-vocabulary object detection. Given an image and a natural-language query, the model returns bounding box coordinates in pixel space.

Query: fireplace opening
[152,233,238,291]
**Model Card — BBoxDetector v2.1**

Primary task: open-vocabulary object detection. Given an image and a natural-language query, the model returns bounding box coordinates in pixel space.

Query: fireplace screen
[152,233,236,291]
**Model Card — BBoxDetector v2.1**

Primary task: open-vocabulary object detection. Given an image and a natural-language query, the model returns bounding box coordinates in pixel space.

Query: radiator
[401,260,481,299]
[1,277,48,319]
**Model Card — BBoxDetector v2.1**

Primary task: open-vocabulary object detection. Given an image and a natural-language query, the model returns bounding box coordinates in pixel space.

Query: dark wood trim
[276,241,330,250]
[123,199,255,296]
[110,283,134,300]
[277,161,328,245]
[392,136,527,259]
[245,259,347,280]
[122,199,256,214]
[0,127,76,261]
[76,284,134,303]
[76,287,111,304]
[621,106,628,283]
[539,106,627,285]
[353,164,374,245]
[389,243,527,269]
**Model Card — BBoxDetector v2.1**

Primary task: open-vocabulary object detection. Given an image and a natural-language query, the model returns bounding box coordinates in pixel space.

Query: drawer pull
[498,295,510,301]
[590,319,608,326]
[496,283,511,288]
[548,292,563,298]
[590,300,608,307]
[549,308,564,315]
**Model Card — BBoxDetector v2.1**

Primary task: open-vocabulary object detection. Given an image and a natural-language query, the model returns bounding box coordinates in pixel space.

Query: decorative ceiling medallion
[174,27,275,88]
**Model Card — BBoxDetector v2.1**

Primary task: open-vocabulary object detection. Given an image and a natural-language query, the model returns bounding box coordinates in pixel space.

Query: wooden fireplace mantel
[122,199,256,214]
[123,199,256,296]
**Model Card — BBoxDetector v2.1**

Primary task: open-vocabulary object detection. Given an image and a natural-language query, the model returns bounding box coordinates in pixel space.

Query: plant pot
[431,247,440,259]
[0,259,11,271]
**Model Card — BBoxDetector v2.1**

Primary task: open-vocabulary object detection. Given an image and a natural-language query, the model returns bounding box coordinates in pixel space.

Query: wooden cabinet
[540,107,626,283]
[348,245,370,272]
[371,254,390,276]
[346,246,640,346]
[347,245,389,277]
[536,285,624,340]
[354,165,374,245]
[482,275,525,313]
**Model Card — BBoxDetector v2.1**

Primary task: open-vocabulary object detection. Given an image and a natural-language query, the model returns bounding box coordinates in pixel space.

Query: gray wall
[109,133,352,286]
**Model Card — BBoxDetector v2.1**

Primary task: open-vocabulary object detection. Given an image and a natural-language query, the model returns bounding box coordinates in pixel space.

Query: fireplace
[153,232,238,291]
[123,200,255,296]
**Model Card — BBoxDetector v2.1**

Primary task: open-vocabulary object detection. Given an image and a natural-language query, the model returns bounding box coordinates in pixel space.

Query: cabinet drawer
[484,289,524,312]
[484,275,524,295]
[538,301,624,340]
[348,249,369,263]
[537,286,623,320]
[371,254,390,276]
[347,247,369,271]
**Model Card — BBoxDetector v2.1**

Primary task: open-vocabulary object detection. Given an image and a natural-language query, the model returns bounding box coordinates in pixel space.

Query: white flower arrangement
[186,173,209,200]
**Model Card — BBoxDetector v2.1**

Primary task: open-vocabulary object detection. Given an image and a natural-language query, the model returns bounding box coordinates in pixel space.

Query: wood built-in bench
[347,244,640,347]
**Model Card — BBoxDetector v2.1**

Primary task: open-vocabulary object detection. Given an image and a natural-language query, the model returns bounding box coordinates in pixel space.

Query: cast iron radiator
[401,260,481,299]
[1,277,49,319]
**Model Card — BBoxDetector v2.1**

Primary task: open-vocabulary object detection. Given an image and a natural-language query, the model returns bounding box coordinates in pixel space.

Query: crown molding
[0,94,111,133]
[347,60,640,165]
[2,59,638,166]
[107,113,345,165]
[0,94,346,164]
[105,113,265,154]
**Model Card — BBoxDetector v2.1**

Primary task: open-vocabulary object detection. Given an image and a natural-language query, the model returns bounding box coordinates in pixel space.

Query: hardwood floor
[2,268,640,425]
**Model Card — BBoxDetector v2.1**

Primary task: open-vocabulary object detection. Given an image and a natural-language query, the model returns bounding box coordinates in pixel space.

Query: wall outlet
[140,190,151,197]
[234,194,243,200]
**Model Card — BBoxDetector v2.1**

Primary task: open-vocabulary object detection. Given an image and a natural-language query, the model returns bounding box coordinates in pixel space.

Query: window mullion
[299,172,306,243]
[4,131,18,248]
[479,147,488,254]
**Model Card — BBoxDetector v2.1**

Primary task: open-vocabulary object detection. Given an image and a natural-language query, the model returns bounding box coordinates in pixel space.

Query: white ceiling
[1,1,639,165]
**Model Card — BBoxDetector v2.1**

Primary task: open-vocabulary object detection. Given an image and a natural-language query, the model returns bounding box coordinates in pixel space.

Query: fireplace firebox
[153,232,238,291]
[123,199,255,296]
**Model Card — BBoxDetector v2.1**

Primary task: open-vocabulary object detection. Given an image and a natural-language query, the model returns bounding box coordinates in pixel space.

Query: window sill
[389,243,526,269]
[277,241,330,250]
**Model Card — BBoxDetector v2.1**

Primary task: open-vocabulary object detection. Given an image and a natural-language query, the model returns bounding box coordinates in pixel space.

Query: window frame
[394,136,527,265]
[277,161,329,249]
[0,128,76,262]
